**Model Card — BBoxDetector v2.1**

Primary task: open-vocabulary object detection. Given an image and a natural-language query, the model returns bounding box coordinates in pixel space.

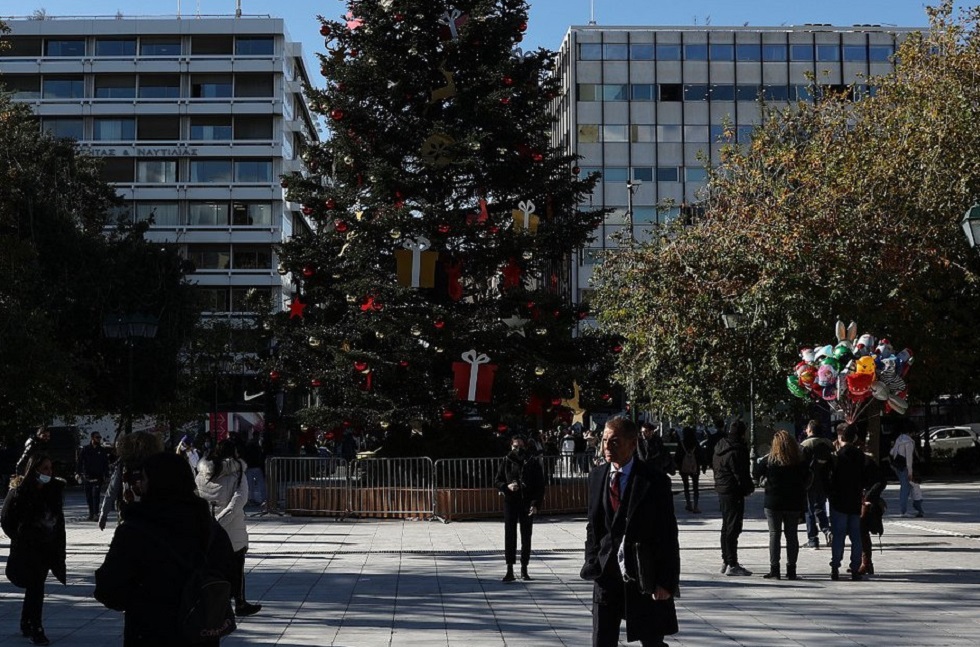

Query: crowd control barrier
[266,453,594,521]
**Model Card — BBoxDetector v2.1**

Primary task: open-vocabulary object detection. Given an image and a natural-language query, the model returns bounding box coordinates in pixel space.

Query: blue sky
[9,0,942,79]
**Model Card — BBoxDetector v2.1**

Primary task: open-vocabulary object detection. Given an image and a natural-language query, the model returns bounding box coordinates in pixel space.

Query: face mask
[38,474,52,484]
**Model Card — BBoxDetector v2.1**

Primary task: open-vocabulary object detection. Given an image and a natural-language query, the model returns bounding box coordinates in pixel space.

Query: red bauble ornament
[280,179,289,188]
[349,49,359,57]
[325,198,337,210]
[550,397,563,407]
[353,361,368,372]
[515,33,524,43]
[343,420,352,427]
[612,344,624,353]
[301,206,313,216]
[489,225,500,234]
[320,24,331,37]
[269,370,281,381]
[334,220,349,233]
[302,265,315,278]
[572,166,581,175]
[532,152,544,163]
[526,301,536,309]
[552,309,562,318]
[433,319,445,329]
[330,108,345,121]
[394,13,405,22]
[441,409,455,421]
[502,76,514,86]
[601,393,612,402]
[519,21,528,32]
[437,223,450,234]
[497,423,509,433]
[500,97,510,105]
[311,378,322,387]
[399,360,410,368]
[577,309,589,320]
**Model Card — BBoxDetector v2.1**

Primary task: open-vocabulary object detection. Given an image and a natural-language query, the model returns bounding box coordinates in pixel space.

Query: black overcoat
[1,477,67,588]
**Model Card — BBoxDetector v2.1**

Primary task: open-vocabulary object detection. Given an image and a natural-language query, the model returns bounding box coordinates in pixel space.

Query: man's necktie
[609,469,621,514]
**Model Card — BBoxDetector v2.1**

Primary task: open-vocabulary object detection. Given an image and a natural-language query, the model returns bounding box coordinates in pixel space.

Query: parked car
[928,427,980,452]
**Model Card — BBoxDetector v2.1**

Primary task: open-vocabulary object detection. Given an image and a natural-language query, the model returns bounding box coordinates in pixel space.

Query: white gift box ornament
[452,350,497,402]
[512,200,540,234]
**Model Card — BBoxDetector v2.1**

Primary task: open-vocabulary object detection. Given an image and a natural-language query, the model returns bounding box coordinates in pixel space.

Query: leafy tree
[258,1,612,456]
[592,1,980,432]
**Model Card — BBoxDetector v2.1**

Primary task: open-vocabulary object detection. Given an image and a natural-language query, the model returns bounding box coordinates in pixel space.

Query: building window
[1,37,42,57]
[140,38,181,56]
[189,246,231,270]
[137,116,179,140]
[42,77,84,99]
[656,125,682,142]
[3,76,40,99]
[44,39,85,57]
[601,84,629,101]
[189,202,229,226]
[683,125,709,143]
[659,84,682,101]
[95,75,137,99]
[630,44,655,60]
[790,44,813,61]
[192,74,233,98]
[231,287,273,313]
[233,245,272,270]
[762,85,791,102]
[136,202,180,226]
[578,43,602,60]
[843,45,867,62]
[197,287,230,312]
[683,84,709,101]
[95,39,136,56]
[101,158,135,183]
[709,44,734,60]
[868,45,893,62]
[577,83,599,101]
[602,125,628,142]
[735,44,761,61]
[816,44,840,62]
[631,167,653,182]
[736,84,761,102]
[630,125,655,143]
[795,85,814,101]
[685,167,709,182]
[139,75,181,99]
[655,44,682,60]
[95,116,134,140]
[191,35,234,55]
[235,37,274,56]
[578,124,599,143]
[234,74,274,98]
[604,167,628,182]
[190,160,233,183]
[709,125,730,142]
[190,117,233,141]
[234,160,272,183]
[234,116,273,140]
[762,44,788,61]
[232,202,273,226]
[633,207,657,224]
[685,44,708,61]
[736,125,756,142]
[42,118,83,139]
[631,84,655,101]
[137,160,177,183]
[656,167,679,182]
[710,84,735,101]
[603,44,628,60]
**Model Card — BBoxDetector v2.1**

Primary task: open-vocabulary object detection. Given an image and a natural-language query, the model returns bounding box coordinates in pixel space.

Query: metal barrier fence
[266,453,595,522]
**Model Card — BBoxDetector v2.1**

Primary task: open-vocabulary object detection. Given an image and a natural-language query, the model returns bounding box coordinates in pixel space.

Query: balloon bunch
[786,320,914,423]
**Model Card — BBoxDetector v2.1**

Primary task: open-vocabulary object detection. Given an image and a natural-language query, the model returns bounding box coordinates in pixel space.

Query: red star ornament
[288,297,307,319]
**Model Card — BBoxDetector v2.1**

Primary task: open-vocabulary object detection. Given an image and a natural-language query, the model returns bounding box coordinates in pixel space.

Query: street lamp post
[722,311,756,461]
[625,179,641,242]
[103,313,159,434]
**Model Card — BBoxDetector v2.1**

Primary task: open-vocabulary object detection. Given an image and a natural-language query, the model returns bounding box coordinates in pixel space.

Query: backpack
[680,449,697,476]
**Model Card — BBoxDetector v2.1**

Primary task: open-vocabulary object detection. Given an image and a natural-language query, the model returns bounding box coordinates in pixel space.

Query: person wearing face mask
[1,453,67,645]
[494,435,545,582]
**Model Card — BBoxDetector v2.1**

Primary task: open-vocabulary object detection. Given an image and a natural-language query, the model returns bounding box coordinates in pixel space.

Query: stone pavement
[1,479,978,646]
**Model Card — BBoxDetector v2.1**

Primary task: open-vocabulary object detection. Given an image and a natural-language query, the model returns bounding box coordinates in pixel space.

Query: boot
[786,565,798,580]
[235,601,262,617]
[502,565,516,582]
[831,566,839,581]
[20,619,33,637]
[763,565,780,580]
[684,496,692,512]
[30,626,50,646]
[521,565,531,581]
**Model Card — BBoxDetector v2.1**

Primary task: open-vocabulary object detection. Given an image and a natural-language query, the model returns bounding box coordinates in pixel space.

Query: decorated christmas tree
[260,0,615,455]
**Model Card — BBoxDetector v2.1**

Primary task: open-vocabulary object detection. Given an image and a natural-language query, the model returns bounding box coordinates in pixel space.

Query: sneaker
[720,564,728,575]
[726,564,752,577]
[805,539,819,549]
[235,602,262,617]
[851,571,863,581]
[31,627,50,646]
[831,567,840,581]
[914,512,924,518]
[822,529,832,545]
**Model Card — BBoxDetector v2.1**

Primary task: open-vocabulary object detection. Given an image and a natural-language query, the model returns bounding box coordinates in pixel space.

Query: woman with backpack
[753,430,808,580]
[1,453,66,645]
[95,452,236,646]
[673,426,706,513]
[196,439,262,617]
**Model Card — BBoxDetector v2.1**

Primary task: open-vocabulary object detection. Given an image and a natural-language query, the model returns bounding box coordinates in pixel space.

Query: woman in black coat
[673,426,707,513]
[1,453,66,646]
[753,430,808,580]
[94,452,236,646]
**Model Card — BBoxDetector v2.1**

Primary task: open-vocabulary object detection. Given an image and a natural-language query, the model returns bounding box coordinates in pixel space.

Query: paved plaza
[1,479,978,646]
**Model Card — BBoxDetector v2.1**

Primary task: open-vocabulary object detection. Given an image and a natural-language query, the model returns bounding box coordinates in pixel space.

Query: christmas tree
[261,0,616,456]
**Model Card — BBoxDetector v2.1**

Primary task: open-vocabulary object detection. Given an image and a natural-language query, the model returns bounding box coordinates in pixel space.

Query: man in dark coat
[581,416,680,647]
[15,426,50,476]
[77,432,111,521]
[95,452,236,646]
[494,435,545,582]
[828,425,875,581]
[712,421,754,576]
